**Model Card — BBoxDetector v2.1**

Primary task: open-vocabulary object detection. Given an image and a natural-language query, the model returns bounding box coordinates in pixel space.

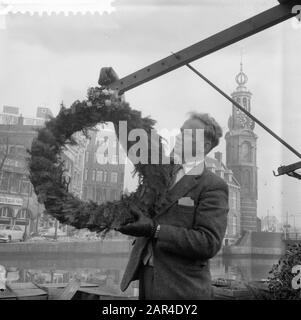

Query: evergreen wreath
[246,244,301,300]
[267,243,301,299]
[28,86,176,236]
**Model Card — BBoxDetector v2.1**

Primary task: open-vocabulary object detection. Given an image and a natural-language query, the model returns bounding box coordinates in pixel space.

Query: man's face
[174,118,211,163]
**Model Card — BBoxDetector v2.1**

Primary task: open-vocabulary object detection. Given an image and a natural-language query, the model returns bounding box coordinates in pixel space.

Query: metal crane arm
[106,0,301,94]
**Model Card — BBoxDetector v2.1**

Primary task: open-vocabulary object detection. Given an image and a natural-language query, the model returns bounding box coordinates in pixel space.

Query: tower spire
[235,48,248,89]
[240,48,243,73]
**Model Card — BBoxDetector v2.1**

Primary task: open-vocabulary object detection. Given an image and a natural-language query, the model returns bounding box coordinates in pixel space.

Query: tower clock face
[237,110,254,129]
[237,110,247,128]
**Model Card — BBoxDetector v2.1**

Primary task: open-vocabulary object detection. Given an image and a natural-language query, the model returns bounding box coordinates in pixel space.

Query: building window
[233,215,238,236]
[9,174,20,193]
[103,171,107,183]
[243,170,251,191]
[243,97,248,108]
[0,207,10,218]
[9,145,16,155]
[96,188,102,203]
[20,180,31,195]
[0,172,10,192]
[85,151,89,163]
[84,169,88,181]
[92,170,96,181]
[241,141,252,162]
[0,144,8,154]
[111,172,118,183]
[236,192,240,211]
[18,209,27,220]
[96,170,103,182]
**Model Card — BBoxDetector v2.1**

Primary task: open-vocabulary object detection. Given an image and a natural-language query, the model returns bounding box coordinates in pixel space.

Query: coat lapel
[155,162,205,219]
[120,237,148,291]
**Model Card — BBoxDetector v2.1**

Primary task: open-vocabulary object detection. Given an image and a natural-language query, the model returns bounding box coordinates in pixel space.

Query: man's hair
[187,112,223,150]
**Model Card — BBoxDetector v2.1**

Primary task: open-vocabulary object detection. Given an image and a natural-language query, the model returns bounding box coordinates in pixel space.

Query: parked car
[0,225,24,242]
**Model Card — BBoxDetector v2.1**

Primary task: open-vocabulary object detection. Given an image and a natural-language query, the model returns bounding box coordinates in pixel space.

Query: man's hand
[115,204,156,238]
[98,67,119,86]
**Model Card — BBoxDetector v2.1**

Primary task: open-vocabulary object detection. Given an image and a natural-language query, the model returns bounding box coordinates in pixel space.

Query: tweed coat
[120,166,229,300]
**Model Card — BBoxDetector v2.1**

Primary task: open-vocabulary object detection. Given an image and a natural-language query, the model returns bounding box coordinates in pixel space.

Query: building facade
[60,132,87,199]
[82,123,125,204]
[225,63,258,232]
[205,152,241,245]
[0,107,87,236]
[0,115,40,234]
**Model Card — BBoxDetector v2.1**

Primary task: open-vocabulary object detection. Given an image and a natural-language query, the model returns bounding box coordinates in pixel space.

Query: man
[99,67,229,300]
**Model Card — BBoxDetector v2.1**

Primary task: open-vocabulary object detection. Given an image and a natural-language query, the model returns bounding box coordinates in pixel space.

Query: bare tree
[0,136,9,173]
[0,122,13,180]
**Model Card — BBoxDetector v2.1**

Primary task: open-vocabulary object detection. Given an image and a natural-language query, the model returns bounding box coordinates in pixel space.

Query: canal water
[0,253,280,297]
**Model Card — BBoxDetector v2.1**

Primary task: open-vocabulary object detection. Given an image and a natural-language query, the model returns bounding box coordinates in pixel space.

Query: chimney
[215,151,222,163]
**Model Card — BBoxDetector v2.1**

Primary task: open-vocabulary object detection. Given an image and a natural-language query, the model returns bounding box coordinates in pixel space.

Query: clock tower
[225,62,258,232]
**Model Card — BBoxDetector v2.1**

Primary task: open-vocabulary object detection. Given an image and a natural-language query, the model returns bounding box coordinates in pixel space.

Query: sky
[0,0,300,226]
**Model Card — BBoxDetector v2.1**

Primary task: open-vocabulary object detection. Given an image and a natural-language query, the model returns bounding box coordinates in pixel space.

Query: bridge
[283,232,301,240]
[283,233,301,247]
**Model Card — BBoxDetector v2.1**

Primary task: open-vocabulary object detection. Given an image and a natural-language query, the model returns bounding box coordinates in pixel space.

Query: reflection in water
[0,253,280,297]
[210,255,280,282]
[0,253,138,297]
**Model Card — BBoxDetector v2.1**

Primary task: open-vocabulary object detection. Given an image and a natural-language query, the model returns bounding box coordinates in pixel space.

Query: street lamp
[283,211,291,240]
[290,214,296,234]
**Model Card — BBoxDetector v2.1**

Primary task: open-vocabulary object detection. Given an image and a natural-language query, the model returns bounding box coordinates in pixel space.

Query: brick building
[0,114,41,234]
[0,107,87,236]
[206,152,241,245]
[82,123,125,204]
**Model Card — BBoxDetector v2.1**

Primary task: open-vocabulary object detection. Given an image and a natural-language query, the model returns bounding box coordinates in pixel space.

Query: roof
[205,155,240,187]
